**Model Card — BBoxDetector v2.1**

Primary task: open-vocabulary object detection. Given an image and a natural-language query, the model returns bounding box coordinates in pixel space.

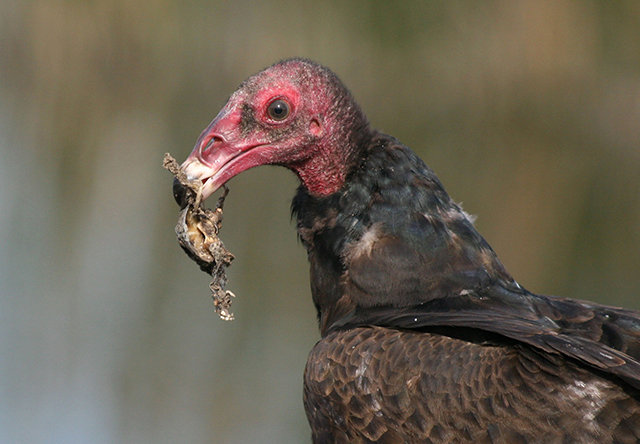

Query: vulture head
[177,58,372,202]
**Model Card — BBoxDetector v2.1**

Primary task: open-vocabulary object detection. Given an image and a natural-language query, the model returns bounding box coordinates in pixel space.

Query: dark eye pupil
[268,100,289,120]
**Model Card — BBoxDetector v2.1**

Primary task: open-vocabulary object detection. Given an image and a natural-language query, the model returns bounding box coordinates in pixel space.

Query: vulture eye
[267,99,290,121]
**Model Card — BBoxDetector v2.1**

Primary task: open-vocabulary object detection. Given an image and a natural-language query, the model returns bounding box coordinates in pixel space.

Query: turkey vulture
[174,58,640,443]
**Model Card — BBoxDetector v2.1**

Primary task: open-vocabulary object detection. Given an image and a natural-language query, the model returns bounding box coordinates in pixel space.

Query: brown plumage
[306,327,640,443]
[173,58,640,443]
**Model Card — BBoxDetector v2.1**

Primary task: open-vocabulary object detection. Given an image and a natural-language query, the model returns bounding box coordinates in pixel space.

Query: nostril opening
[201,136,223,155]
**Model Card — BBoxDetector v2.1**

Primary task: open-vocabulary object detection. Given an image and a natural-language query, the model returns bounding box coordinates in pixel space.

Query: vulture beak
[177,105,270,204]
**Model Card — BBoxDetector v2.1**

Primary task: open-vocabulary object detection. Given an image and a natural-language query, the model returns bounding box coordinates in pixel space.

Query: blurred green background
[1,1,639,443]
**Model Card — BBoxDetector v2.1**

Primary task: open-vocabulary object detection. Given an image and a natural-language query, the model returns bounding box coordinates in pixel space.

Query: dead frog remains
[163,153,236,321]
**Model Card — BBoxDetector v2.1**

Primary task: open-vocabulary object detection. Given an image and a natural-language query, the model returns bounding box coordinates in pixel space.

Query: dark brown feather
[305,327,640,444]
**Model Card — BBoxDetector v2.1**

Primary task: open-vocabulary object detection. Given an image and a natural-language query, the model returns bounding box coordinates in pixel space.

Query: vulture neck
[291,129,376,334]
[293,132,516,336]
[292,138,367,196]
[291,104,373,197]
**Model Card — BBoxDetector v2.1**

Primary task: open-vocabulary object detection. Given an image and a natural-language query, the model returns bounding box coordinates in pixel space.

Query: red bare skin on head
[180,58,371,199]
[252,82,301,120]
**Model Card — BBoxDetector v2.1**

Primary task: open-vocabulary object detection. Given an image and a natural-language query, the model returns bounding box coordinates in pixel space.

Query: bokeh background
[1,1,640,443]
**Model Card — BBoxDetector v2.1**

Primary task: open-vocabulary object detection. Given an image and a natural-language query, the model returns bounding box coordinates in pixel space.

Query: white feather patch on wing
[426,204,477,227]
[342,222,385,264]
[460,207,477,224]
[563,379,609,430]
[448,203,477,225]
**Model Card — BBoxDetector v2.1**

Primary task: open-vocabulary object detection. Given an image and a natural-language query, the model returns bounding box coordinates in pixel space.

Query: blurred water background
[1,1,639,443]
